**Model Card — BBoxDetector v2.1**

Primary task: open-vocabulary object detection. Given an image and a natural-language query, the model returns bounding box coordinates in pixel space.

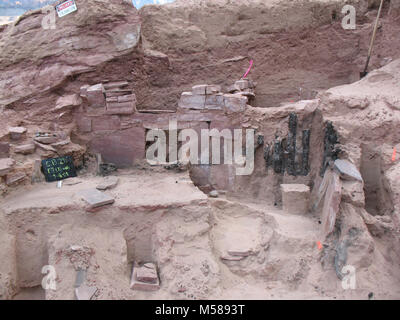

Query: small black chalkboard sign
[41,156,77,182]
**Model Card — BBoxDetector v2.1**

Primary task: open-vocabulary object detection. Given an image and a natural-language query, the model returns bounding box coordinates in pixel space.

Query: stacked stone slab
[178,84,248,114]
[227,79,256,99]
[104,81,137,115]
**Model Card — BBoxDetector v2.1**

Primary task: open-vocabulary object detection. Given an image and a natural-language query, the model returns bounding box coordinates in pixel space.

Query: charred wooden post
[273,138,283,174]
[287,113,297,176]
[301,129,310,176]
[264,144,271,168]
[320,121,340,177]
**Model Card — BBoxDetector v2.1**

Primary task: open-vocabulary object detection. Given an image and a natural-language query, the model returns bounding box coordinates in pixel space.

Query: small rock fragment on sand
[79,189,115,208]
[96,176,119,190]
[209,190,219,198]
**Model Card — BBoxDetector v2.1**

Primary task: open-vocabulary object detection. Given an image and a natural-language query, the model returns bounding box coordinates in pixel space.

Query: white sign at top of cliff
[56,0,78,18]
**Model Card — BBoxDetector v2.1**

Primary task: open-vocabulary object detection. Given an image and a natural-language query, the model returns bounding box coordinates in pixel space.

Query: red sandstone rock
[89,127,145,167]
[0,0,141,108]
[14,144,35,155]
[178,92,205,110]
[91,116,121,132]
[53,94,82,112]
[6,172,26,186]
[223,94,247,114]
[86,84,105,108]
[9,127,27,140]
[0,142,10,158]
[76,116,92,133]
[0,158,15,176]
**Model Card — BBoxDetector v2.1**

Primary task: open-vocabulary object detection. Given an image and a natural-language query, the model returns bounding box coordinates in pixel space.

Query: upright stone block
[223,94,247,114]
[130,263,160,291]
[0,142,10,158]
[281,184,310,214]
[205,94,224,110]
[178,92,206,110]
[86,84,105,108]
[9,127,27,140]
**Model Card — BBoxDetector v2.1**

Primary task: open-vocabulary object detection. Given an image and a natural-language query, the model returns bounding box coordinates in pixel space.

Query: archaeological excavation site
[0,0,399,301]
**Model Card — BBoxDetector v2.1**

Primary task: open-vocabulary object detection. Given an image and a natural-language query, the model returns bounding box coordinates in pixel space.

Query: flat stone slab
[130,264,160,291]
[14,144,35,155]
[220,254,245,261]
[6,172,26,186]
[9,127,27,134]
[227,249,254,257]
[64,177,82,186]
[96,176,119,190]
[79,189,115,208]
[334,159,363,182]
[75,284,97,300]
[74,269,86,288]
[0,158,15,176]
[34,135,58,144]
[136,263,158,284]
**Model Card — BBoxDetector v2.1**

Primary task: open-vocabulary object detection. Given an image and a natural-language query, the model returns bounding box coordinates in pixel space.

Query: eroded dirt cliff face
[1,0,400,116]
[139,0,400,109]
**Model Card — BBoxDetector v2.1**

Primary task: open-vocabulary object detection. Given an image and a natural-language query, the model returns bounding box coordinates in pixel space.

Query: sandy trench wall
[0,191,216,299]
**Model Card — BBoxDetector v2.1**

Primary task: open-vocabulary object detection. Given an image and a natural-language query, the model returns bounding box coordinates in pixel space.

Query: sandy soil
[2,168,399,300]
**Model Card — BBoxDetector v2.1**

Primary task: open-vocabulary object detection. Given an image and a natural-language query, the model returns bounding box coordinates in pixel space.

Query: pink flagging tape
[392,147,396,162]
[317,241,323,250]
[242,59,253,79]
